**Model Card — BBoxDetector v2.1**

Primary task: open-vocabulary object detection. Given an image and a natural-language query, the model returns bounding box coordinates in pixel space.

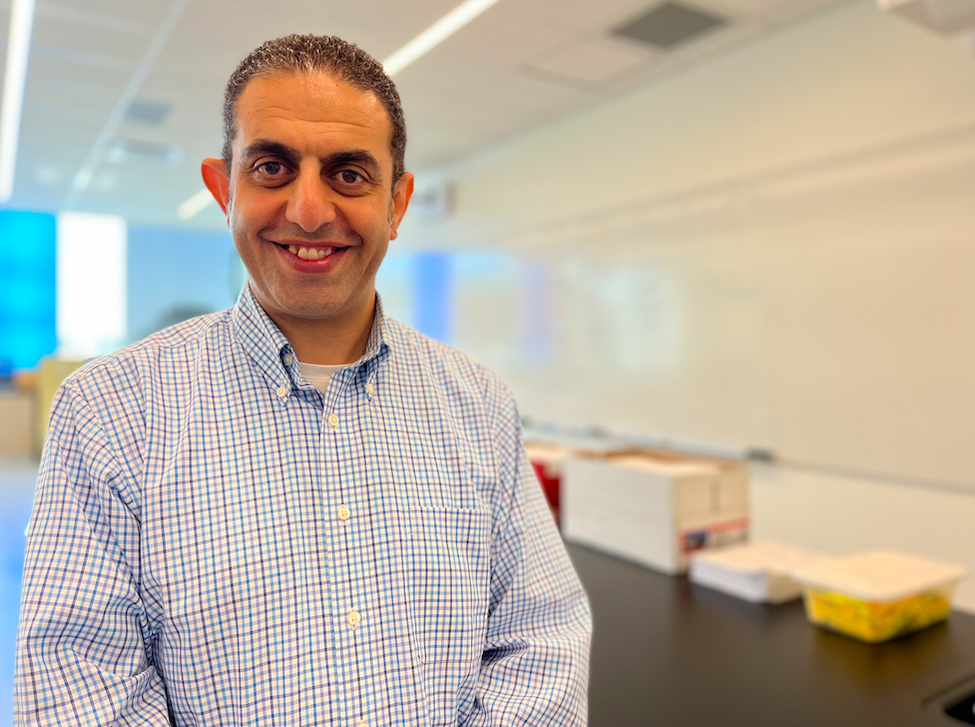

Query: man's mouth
[278,244,339,260]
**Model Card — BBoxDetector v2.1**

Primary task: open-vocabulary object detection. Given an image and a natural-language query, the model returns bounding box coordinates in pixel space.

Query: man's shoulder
[383,317,508,398]
[64,309,233,393]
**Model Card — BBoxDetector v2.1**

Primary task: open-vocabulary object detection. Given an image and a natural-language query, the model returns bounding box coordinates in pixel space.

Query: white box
[562,453,749,574]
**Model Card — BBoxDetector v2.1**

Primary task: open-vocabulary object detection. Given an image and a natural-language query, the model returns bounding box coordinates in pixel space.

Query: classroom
[2,0,974,724]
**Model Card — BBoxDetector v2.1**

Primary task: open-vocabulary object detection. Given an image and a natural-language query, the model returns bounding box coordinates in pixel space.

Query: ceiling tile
[34,1,156,35]
[431,4,573,73]
[504,0,661,33]
[525,35,661,88]
[32,11,155,63]
[34,0,171,27]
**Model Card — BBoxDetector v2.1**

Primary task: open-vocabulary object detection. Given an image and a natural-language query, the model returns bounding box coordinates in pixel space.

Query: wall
[126,225,239,342]
[395,1,975,609]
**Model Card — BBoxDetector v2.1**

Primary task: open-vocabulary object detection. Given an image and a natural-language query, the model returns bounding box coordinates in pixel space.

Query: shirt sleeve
[466,378,592,726]
[15,382,172,726]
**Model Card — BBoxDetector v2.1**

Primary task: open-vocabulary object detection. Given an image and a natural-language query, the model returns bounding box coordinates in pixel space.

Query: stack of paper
[690,541,825,603]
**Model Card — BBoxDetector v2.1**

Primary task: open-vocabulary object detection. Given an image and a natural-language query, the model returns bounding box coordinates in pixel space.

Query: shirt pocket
[399,506,492,665]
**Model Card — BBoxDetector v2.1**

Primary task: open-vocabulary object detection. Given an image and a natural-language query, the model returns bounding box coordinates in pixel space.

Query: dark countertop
[567,543,975,726]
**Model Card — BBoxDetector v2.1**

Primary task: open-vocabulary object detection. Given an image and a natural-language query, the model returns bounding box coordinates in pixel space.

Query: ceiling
[0,0,845,231]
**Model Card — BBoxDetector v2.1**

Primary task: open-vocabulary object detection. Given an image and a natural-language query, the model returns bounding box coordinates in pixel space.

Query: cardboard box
[562,452,749,574]
[36,357,85,453]
[0,390,34,456]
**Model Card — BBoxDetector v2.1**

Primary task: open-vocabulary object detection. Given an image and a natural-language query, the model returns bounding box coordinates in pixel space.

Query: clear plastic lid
[792,550,966,603]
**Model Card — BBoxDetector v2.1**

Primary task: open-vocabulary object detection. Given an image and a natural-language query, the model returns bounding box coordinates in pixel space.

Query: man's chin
[269,291,368,325]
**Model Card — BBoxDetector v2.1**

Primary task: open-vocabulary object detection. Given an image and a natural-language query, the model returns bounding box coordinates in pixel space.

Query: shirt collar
[231,284,389,391]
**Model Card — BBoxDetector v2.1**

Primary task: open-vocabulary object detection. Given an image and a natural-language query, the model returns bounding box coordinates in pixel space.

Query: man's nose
[285,170,337,233]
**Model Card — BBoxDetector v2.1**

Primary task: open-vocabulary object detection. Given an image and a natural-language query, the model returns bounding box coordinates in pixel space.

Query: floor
[0,457,38,727]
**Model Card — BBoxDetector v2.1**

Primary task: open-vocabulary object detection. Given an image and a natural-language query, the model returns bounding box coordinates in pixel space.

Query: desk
[568,544,975,726]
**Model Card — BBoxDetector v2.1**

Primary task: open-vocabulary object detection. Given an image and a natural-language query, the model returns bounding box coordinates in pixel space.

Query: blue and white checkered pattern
[15,287,591,726]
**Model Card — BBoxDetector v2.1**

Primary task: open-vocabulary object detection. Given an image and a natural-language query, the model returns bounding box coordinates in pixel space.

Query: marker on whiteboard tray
[746,448,776,463]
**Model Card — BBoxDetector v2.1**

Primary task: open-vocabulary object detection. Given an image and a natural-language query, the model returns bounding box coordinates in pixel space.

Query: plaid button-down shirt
[15,286,591,727]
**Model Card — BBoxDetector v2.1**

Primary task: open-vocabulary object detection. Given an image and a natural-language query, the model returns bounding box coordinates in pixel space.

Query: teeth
[288,245,337,260]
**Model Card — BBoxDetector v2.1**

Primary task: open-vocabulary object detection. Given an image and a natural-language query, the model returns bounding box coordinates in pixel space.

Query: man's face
[204,71,412,329]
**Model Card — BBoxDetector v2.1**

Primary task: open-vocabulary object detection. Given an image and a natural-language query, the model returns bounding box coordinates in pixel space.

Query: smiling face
[203,71,413,338]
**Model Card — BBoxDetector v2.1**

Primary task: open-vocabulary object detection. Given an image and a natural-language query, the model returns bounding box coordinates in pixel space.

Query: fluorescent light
[0,0,37,204]
[177,187,215,220]
[382,0,502,77]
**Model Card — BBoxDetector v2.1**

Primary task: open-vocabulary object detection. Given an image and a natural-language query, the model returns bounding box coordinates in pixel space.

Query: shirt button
[328,413,339,428]
[365,383,375,395]
[276,386,288,399]
[358,722,368,727]
[347,609,361,628]
[283,354,294,366]
[337,505,351,521]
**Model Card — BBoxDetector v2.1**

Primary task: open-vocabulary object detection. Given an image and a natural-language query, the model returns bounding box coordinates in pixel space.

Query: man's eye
[256,161,284,176]
[337,170,363,185]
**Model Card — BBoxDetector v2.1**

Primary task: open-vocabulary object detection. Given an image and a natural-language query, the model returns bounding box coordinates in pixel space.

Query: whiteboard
[441,132,975,489]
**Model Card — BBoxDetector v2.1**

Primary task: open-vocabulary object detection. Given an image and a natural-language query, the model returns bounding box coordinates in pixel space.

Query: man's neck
[263,297,376,366]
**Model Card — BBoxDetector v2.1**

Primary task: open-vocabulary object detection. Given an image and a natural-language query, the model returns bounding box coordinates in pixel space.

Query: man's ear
[389,171,414,241]
[201,158,231,219]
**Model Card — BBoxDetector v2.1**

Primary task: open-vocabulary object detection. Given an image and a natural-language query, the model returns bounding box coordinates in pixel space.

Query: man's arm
[467,378,592,726]
[15,382,171,726]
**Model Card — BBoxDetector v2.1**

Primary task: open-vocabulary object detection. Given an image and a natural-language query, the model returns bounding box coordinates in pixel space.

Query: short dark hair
[222,34,406,184]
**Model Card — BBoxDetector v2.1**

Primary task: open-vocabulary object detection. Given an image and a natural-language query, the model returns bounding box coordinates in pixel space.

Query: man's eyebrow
[240,140,299,165]
[323,150,382,176]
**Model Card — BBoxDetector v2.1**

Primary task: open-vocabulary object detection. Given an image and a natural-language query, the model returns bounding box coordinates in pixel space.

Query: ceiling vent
[614,1,727,49]
[125,98,173,126]
[107,139,182,166]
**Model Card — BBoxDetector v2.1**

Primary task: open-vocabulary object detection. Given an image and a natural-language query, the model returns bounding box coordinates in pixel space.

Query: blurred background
[2,0,975,722]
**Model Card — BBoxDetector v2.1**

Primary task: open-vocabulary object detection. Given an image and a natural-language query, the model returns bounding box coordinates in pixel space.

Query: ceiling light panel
[0,0,36,204]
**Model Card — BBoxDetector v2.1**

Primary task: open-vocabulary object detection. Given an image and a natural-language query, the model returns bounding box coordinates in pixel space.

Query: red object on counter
[531,460,561,526]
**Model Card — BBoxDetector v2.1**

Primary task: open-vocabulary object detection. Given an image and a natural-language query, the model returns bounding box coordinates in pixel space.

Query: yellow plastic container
[793,551,965,643]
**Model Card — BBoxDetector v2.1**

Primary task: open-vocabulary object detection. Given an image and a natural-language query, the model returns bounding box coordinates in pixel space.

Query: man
[15,34,591,726]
